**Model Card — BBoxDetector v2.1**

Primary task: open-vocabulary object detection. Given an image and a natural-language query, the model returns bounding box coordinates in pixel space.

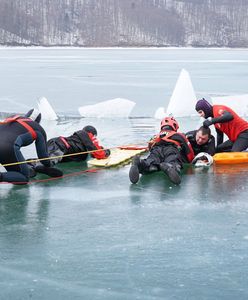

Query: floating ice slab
[166,69,197,117]
[211,94,248,116]
[78,98,136,118]
[154,107,166,119]
[37,97,58,120]
[155,69,197,118]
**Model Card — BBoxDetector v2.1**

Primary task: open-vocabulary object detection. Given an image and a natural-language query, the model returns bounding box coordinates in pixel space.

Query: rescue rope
[0,168,99,185]
[1,147,111,167]
[1,144,147,168]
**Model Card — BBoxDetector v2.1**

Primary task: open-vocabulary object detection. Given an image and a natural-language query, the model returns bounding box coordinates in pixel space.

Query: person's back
[212,105,248,142]
[0,114,47,164]
[129,117,194,185]
[0,111,62,183]
[46,125,110,165]
[49,130,89,162]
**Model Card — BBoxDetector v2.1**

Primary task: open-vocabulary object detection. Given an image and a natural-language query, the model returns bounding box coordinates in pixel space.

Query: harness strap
[1,115,37,140]
[152,130,195,162]
[159,131,181,148]
[16,119,37,140]
[170,131,195,162]
[0,115,20,124]
[59,136,71,149]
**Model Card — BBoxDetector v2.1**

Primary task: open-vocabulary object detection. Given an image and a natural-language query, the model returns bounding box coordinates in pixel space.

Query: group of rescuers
[0,98,247,185]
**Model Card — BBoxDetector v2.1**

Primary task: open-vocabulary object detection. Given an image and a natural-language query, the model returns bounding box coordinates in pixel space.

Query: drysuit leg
[0,149,29,184]
[47,139,64,166]
[159,146,182,185]
[231,130,248,152]
[141,147,164,173]
[216,140,233,153]
[129,147,161,183]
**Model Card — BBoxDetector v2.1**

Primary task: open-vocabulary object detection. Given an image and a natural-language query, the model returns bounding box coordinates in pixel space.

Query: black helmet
[83,125,97,136]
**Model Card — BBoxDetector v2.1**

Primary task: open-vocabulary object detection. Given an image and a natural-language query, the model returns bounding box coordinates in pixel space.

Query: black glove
[35,165,63,177]
[203,118,212,128]
[105,149,111,157]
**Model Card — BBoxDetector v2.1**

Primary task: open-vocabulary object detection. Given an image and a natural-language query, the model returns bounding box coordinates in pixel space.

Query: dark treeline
[0,0,248,47]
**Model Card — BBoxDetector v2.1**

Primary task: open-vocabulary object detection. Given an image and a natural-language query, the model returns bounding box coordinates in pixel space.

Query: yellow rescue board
[88,148,147,167]
[214,152,248,164]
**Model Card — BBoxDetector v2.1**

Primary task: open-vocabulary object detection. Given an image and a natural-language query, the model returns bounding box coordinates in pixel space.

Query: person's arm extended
[206,136,216,155]
[80,131,110,159]
[35,131,51,166]
[203,110,233,128]
[216,129,224,146]
[174,134,195,163]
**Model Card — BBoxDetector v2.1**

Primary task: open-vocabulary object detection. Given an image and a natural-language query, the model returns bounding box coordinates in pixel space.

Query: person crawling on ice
[29,125,110,171]
[129,116,195,185]
[0,109,62,184]
[195,98,248,152]
[186,126,215,156]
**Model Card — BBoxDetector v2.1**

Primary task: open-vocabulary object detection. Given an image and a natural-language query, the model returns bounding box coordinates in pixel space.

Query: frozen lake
[0,48,248,299]
[1,47,248,116]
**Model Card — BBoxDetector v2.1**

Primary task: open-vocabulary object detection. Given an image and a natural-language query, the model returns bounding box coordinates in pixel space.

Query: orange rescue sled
[214,152,248,164]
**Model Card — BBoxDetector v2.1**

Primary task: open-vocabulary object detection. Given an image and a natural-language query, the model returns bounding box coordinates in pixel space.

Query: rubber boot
[129,156,141,184]
[35,165,63,178]
[160,162,181,185]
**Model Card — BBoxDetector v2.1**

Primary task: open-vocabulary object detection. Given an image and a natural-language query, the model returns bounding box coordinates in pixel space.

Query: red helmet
[160,116,179,131]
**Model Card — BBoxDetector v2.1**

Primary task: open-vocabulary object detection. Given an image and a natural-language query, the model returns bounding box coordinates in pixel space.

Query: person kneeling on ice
[186,126,215,156]
[30,125,110,170]
[195,98,248,152]
[129,117,195,185]
[0,110,62,184]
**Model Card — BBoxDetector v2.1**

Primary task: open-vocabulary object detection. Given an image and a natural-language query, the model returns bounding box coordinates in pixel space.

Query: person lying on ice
[186,126,215,156]
[129,116,195,185]
[195,98,248,152]
[29,125,110,171]
[0,109,62,184]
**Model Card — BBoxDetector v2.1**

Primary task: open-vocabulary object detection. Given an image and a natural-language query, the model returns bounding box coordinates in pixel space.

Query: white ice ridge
[154,68,197,119]
[211,94,248,116]
[78,98,136,118]
[37,97,58,120]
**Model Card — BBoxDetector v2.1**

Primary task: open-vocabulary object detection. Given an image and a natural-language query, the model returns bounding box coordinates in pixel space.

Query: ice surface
[1,49,248,299]
[78,98,136,118]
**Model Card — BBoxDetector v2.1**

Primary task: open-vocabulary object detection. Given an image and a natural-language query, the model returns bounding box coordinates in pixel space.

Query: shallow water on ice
[1,117,248,300]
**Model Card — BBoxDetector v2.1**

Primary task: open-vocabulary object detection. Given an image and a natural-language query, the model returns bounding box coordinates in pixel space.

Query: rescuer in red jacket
[195,98,248,152]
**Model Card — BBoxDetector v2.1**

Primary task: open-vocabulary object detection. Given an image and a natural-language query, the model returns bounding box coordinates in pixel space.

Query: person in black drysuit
[30,125,110,168]
[0,110,62,184]
[129,117,195,185]
[186,126,216,156]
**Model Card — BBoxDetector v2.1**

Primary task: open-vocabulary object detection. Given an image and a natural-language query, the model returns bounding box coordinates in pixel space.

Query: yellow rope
[1,148,112,167]
[1,143,147,168]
